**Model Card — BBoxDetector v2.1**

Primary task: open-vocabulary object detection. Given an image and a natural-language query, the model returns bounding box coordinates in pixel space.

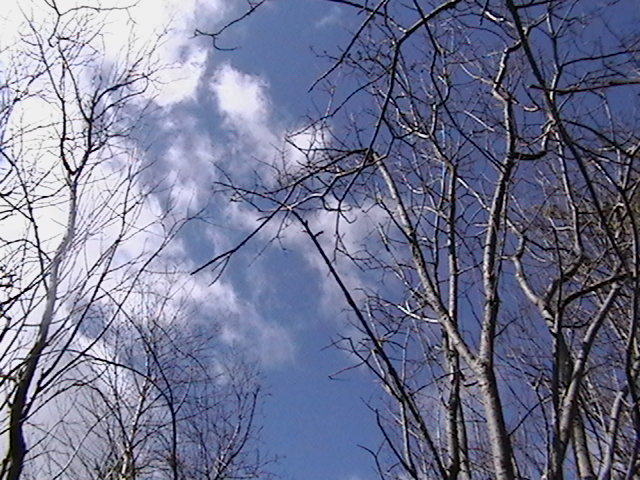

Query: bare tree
[0,4,159,477]
[0,3,268,479]
[51,279,268,480]
[201,1,640,478]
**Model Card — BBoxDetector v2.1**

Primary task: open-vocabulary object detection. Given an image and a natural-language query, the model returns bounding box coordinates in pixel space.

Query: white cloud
[153,47,208,106]
[0,4,307,475]
[207,61,383,327]
[161,124,219,212]
[281,122,331,174]
[315,5,343,29]
[210,63,273,132]
[121,0,225,106]
[0,0,225,108]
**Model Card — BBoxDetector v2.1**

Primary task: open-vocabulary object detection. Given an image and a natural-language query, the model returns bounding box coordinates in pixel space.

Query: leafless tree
[0,3,268,479]
[201,1,640,479]
[0,4,159,476]
[49,279,268,480]
[195,0,268,51]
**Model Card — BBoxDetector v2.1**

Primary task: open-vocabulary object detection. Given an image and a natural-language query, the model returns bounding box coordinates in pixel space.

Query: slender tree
[0,3,269,479]
[202,1,640,478]
[54,279,268,480]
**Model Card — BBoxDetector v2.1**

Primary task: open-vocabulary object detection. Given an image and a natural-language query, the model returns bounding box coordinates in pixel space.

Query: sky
[192,4,383,479]
[1,1,382,480]
[167,3,640,479]
[5,2,640,480]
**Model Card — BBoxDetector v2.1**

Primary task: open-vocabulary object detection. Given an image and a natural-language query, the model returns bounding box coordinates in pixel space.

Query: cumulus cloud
[209,62,282,166]
[0,6,310,476]
[211,64,271,127]
[1,0,300,371]
[206,60,383,328]
[0,0,225,108]
[2,0,355,371]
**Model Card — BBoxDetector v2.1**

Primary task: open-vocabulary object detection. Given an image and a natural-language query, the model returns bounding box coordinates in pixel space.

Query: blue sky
[0,1,383,479]
[181,3,640,479]
[201,4,384,479]
[5,1,640,479]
